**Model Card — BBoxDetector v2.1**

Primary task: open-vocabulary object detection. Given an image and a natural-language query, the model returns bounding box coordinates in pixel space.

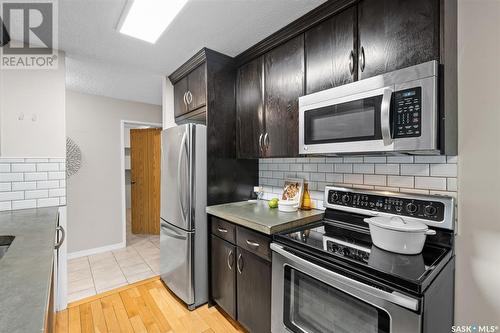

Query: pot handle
[426,229,437,236]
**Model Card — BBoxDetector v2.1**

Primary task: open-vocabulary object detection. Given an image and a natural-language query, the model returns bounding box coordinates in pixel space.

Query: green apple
[269,198,279,208]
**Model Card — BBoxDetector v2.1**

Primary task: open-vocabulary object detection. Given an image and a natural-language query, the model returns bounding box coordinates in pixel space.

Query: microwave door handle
[381,87,394,146]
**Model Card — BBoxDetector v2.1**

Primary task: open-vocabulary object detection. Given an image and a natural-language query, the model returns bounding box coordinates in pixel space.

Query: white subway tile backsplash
[0,158,68,210]
[12,200,37,210]
[415,177,447,190]
[326,173,343,183]
[430,164,458,177]
[303,164,318,172]
[0,202,12,211]
[0,158,24,163]
[318,164,334,172]
[401,164,430,176]
[37,180,60,189]
[48,171,66,180]
[364,174,386,186]
[25,190,49,199]
[0,183,11,192]
[12,182,37,191]
[387,176,414,188]
[25,158,49,163]
[0,191,24,201]
[25,172,48,181]
[414,156,447,164]
[11,163,36,172]
[375,164,399,175]
[259,155,458,211]
[447,178,458,192]
[344,174,363,184]
[343,156,364,163]
[387,156,414,163]
[335,164,352,173]
[37,198,60,207]
[353,164,374,174]
[364,156,387,163]
[0,173,23,182]
[49,188,66,197]
[37,163,59,172]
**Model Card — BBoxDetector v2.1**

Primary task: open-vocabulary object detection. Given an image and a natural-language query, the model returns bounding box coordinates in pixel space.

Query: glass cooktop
[274,219,452,293]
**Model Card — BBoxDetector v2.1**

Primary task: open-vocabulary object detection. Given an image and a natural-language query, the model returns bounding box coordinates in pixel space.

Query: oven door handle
[270,243,419,311]
[381,87,394,146]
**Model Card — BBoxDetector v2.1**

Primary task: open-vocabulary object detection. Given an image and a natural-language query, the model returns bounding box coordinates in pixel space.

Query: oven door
[271,243,421,333]
[299,86,394,154]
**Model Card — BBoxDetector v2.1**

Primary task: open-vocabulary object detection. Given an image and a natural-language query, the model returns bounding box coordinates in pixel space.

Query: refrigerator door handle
[160,222,188,240]
[177,130,188,226]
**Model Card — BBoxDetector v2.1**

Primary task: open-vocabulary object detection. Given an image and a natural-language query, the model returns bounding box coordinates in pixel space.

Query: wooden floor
[56,276,246,333]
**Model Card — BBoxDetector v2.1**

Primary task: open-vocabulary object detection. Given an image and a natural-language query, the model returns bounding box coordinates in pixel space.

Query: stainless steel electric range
[271,186,455,333]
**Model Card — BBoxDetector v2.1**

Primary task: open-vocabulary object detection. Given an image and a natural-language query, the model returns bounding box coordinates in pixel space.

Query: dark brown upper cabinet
[236,57,264,159]
[264,35,304,157]
[305,6,357,94]
[357,0,439,80]
[173,64,207,118]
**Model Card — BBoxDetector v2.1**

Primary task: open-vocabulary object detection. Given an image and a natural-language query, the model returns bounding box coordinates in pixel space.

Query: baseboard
[68,242,125,259]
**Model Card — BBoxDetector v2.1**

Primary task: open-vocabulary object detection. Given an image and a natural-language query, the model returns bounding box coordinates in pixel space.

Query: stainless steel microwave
[299,61,440,155]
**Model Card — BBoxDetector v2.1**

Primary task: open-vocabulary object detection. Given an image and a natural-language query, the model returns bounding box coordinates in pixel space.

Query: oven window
[283,266,390,333]
[304,96,383,144]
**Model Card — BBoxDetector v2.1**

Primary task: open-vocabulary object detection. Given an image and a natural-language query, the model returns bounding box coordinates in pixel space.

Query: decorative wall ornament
[66,137,82,177]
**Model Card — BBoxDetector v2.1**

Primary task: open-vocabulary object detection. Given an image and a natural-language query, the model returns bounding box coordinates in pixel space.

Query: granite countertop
[0,207,59,333]
[206,200,324,235]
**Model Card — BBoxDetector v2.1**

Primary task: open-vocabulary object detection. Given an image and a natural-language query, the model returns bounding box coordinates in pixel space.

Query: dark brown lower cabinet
[211,235,237,319]
[236,248,272,333]
[210,216,272,332]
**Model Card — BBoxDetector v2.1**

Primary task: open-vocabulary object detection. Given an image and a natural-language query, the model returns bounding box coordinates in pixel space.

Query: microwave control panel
[393,87,422,138]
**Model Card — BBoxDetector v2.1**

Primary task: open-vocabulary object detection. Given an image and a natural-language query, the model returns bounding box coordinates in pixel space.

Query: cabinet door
[236,248,271,333]
[211,235,236,319]
[187,64,207,111]
[358,0,439,79]
[174,77,188,118]
[236,57,264,158]
[305,6,356,94]
[264,35,304,157]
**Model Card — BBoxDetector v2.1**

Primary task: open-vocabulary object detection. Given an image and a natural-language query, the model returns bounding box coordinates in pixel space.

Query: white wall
[66,91,161,254]
[0,53,66,157]
[455,0,500,323]
[162,77,176,130]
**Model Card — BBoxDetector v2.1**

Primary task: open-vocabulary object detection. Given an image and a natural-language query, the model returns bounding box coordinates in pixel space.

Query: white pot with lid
[364,216,436,255]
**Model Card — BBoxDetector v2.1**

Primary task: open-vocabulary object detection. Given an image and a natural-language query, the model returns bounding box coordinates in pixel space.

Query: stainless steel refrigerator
[160,123,207,310]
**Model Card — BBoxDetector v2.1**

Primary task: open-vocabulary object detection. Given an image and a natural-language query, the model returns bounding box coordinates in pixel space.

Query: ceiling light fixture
[117,0,188,44]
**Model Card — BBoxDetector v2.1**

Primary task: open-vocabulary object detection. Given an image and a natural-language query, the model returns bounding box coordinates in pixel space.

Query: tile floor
[67,210,160,303]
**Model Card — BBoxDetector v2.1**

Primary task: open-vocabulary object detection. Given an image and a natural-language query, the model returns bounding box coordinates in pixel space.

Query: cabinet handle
[186,91,193,104]
[349,50,355,75]
[246,240,260,248]
[237,253,243,274]
[259,133,264,152]
[217,227,228,233]
[227,250,234,270]
[359,46,366,72]
[264,132,269,151]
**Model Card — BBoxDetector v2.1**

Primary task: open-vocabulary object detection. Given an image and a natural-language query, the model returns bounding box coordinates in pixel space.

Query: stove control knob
[406,203,418,214]
[424,205,437,216]
[342,194,351,204]
[332,192,339,202]
[395,206,403,212]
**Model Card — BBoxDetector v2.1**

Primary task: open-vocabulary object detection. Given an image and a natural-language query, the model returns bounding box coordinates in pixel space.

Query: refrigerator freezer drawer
[160,220,195,306]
